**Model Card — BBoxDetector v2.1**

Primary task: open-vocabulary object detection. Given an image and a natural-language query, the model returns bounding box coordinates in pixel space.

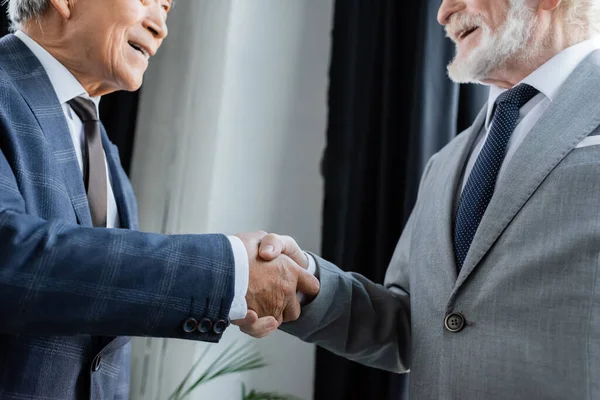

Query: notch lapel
[432,106,488,282]
[453,52,600,293]
[101,129,136,230]
[1,35,93,226]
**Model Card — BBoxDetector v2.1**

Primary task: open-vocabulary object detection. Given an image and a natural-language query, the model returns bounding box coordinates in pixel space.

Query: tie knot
[496,83,539,109]
[68,96,99,122]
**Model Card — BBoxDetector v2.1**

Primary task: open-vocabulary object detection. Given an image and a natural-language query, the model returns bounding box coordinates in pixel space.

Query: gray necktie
[68,97,108,228]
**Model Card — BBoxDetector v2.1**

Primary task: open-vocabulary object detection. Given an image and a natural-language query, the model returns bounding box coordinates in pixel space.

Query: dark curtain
[0,5,139,175]
[98,91,140,174]
[317,1,487,399]
[0,5,8,37]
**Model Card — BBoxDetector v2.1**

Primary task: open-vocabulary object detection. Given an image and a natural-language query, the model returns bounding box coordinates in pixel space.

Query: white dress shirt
[462,37,600,191]
[304,41,600,291]
[15,30,249,320]
[15,30,121,229]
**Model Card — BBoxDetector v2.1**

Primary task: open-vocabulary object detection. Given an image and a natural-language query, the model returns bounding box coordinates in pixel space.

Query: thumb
[294,265,320,297]
[232,309,259,326]
[258,233,282,261]
[259,234,307,268]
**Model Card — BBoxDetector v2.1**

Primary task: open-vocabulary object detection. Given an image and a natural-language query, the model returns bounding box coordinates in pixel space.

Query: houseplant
[168,341,303,400]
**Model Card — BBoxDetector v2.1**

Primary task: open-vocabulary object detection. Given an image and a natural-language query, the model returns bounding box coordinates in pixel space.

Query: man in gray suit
[235,0,600,398]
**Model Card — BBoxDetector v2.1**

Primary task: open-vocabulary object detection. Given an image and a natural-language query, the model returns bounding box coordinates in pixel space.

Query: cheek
[489,0,512,30]
[108,33,129,71]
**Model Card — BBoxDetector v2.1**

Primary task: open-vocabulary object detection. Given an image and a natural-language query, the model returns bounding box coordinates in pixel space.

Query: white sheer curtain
[128,1,333,398]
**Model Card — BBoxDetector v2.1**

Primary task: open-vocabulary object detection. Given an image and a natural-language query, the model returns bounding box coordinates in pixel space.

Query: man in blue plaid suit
[0,0,320,398]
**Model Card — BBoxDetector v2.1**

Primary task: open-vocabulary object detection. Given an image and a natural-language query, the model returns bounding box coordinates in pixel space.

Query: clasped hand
[233,231,320,338]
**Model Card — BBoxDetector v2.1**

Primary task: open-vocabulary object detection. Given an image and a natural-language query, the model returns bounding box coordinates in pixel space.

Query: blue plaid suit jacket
[0,34,236,399]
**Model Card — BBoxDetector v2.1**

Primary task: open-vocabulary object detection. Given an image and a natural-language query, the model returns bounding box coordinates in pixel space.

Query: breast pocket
[575,135,600,149]
[559,138,600,168]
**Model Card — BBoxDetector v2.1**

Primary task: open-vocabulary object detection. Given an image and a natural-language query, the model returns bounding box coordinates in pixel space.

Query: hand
[235,232,320,324]
[257,233,309,269]
[232,232,319,338]
[232,309,278,339]
[259,233,318,307]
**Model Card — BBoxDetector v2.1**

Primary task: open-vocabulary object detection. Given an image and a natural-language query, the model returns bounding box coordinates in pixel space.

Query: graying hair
[5,0,51,30]
[562,0,600,37]
[5,0,176,31]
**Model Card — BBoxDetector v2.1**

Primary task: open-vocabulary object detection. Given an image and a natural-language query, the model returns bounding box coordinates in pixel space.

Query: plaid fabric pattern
[0,34,236,399]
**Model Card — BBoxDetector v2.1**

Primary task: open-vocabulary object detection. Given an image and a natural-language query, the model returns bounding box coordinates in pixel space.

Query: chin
[447,44,494,84]
[447,57,488,84]
[117,73,144,92]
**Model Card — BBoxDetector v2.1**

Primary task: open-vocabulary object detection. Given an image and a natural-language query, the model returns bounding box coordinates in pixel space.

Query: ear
[48,0,71,20]
[538,0,561,11]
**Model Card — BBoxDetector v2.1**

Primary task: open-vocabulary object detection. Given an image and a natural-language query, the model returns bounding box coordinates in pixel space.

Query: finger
[295,265,321,297]
[259,234,307,268]
[282,298,302,323]
[235,231,268,249]
[236,231,269,261]
[239,316,279,339]
[258,233,284,260]
[232,310,259,326]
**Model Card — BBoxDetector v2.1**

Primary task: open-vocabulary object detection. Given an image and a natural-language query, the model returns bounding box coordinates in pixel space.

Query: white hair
[562,0,600,37]
[5,0,51,30]
[447,1,538,83]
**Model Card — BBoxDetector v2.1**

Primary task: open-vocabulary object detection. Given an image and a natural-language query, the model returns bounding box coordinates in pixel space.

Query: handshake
[233,231,321,338]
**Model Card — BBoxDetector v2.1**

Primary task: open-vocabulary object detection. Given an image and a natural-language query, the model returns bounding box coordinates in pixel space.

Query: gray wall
[128,1,333,398]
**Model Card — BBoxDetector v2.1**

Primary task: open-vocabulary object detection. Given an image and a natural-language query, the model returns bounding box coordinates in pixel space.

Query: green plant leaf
[242,387,304,400]
[171,341,270,399]
[168,344,212,400]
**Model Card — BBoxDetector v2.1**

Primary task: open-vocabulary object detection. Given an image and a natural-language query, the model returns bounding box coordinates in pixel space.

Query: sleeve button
[213,319,229,334]
[198,318,213,333]
[182,317,198,333]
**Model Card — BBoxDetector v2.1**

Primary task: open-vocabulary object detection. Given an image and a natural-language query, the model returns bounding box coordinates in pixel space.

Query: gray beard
[447,4,539,84]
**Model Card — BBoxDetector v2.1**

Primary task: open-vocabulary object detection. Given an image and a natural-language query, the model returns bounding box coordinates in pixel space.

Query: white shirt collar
[485,37,600,128]
[14,30,101,109]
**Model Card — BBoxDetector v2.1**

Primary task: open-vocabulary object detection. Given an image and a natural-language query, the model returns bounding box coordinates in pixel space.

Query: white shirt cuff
[305,251,317,276]
[297,251,319,305]
[226,236,249,320]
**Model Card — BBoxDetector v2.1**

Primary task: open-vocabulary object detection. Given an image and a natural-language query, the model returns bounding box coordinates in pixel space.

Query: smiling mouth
[459,26,479,41]
[128,41,149,59]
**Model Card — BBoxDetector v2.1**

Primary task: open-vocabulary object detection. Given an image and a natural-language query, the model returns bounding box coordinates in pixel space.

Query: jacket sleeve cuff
[226,235,249,320]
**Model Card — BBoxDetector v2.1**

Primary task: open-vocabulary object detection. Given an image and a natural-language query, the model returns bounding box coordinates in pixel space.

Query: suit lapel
[453,51,600,292]
[101,128,135,230]
[0,35,93,226]
[433,106,488,281]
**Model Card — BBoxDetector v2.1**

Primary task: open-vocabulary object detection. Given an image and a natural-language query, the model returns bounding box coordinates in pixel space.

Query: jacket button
[213,319,230,334]
[92,355,102,372]
[197,318,213,333]
[444,313,465,333]
[182,317,198,333]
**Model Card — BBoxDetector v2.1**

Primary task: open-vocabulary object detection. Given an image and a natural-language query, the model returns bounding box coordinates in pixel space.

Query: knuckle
[283,281,295,296]
[284,236,299,249]
[291,307,301,321]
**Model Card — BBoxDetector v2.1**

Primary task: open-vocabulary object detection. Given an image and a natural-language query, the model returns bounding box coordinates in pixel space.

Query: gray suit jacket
[283,50,600,399]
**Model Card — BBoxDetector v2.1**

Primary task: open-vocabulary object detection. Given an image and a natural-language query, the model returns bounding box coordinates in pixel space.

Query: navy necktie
[454,84,539,270]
